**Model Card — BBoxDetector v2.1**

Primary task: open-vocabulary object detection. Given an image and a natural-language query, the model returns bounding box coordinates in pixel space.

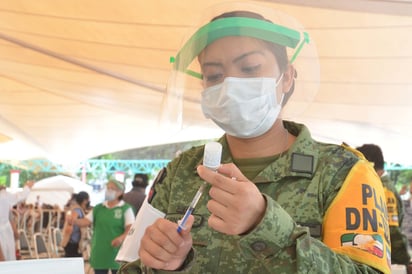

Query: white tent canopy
[26,175,93,209]
[0,0,411,166]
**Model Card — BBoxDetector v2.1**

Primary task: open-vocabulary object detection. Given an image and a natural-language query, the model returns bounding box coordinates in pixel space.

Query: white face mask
[105,189,117,201]
[201,76,284,138]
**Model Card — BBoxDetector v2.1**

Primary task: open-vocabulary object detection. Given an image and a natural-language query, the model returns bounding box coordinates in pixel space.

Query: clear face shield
[160,2,319,136]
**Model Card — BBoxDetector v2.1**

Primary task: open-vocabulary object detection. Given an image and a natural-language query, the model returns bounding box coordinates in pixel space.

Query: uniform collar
[199,120,319,182]
[256,120,319,182]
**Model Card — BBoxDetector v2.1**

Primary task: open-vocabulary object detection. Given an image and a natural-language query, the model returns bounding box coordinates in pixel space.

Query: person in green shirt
[120,2,391,273]
[357,143,412,274]
[75,179,135,274]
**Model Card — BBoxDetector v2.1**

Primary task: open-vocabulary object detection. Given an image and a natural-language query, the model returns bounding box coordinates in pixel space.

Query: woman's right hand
[139,216,194,271]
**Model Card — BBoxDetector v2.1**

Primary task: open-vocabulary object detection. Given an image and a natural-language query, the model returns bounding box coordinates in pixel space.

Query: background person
[357,144,412,273]
[34,194,42,209]
[9,210,19,259]
[402,180,412,251]
[75,180,134,274]
[62,191,90,257]
[120,3,391,274]
[123,173,148,215]
[0,180,34,261]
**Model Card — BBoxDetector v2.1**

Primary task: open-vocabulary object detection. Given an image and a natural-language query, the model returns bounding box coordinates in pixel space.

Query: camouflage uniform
[381,174,411,265]
[402,198,412,250]
[120,121,388,273]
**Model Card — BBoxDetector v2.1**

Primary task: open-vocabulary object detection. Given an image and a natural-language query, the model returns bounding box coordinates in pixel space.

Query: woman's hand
[111,235,124,248]
[197,163,266,235]
[139,216,194,270]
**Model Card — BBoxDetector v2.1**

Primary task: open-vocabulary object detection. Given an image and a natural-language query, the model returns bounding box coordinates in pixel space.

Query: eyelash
[242,64,261,74]
[205,74,223,84]
[204,64,261,84]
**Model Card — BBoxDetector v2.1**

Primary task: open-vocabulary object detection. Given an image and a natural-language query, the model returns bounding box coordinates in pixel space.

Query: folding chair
[21,210,31,234]
[47,226,55,255]
[27,210,41,241]
[33,232,50,259]
[18,229,33,259]
[11,209,20,230]
[52,228,65,257]
[41,209,53,235]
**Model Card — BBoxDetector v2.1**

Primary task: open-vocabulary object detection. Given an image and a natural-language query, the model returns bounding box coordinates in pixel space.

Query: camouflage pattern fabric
[381,174,411,265]
[119,121,386,274]
[402,198,412,251]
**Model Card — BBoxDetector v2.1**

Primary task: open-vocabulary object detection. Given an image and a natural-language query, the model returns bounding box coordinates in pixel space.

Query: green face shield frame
[170,17,310,79]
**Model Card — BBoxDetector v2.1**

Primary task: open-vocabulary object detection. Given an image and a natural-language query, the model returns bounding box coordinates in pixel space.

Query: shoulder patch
[323,159,391,274]
[291,153,314,175]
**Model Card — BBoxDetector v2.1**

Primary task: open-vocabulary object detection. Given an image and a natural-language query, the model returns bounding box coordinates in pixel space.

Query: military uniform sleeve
[387,188,411,265]
[384,181,411,265]
[390,226,411,265]
[119,157,184,274]
[236,159,390,273]
[119,250,195,274]
[237,193,383,273]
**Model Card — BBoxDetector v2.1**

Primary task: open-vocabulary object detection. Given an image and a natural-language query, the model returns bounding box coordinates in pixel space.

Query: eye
[241,64,261,75]
[204,73,224,85]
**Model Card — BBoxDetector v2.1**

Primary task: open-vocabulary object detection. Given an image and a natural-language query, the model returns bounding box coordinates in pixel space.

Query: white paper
[391,264,406,274]
[116,196,166,263]
[0,258,84,274]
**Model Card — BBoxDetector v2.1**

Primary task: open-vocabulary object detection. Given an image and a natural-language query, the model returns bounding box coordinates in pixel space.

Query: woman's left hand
[111,235,124,247]
[197,163,266,235]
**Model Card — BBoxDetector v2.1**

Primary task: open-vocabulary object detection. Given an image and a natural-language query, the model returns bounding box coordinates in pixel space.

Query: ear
[281,64,295,94]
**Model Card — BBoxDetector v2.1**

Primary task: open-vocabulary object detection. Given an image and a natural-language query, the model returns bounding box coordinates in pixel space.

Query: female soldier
[120,2,391,273]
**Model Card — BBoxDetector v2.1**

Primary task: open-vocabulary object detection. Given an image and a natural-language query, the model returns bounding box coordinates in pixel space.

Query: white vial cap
[203,142,222,170]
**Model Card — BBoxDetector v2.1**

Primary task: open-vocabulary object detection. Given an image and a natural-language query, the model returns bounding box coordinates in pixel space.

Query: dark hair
[75,191,89,205]
[132,173,149,188]
[356,144,385,171]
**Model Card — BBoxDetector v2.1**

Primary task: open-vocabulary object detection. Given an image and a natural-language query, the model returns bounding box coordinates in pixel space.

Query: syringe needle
[177,182,206,233]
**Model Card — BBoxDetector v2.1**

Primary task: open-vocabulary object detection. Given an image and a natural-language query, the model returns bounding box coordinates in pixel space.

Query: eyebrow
[233,50,265,63]
[201,61,222,70]
[201,50,265,70]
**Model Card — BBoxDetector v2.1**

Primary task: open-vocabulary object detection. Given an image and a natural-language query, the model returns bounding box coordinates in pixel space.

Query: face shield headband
[170,17,310,79]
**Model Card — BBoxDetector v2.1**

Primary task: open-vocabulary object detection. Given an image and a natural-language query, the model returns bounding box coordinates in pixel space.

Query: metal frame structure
[1,159,412,177]
[0,159,171,176]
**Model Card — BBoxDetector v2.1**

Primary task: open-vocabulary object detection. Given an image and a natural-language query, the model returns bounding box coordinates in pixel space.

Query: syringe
[177,141,222,233]
[177,182,207,233]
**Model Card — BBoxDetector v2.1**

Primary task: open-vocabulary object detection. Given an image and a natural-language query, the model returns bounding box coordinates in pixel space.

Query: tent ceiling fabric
[0,0,411,166]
